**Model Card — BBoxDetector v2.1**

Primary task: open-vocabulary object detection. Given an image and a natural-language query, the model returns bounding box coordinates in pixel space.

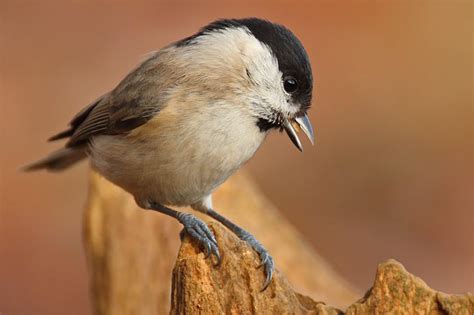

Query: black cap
[179,18,313,111]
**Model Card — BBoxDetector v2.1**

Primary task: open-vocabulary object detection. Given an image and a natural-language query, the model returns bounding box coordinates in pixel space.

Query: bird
[24,17,314,290]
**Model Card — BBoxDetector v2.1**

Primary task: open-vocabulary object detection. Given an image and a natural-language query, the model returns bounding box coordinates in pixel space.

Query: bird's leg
[142,201,220,263]
[199,206,274,291]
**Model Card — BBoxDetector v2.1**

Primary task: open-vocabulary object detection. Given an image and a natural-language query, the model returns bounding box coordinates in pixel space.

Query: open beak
[282,113,314,152]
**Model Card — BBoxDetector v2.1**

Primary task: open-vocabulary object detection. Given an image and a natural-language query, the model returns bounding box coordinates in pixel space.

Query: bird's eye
[283,76,298,94]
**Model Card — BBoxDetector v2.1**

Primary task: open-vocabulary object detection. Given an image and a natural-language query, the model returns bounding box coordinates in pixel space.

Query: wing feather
[59,52,166,147]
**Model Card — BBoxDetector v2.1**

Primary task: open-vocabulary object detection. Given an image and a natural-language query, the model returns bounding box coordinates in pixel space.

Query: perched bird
[24,18,314,290]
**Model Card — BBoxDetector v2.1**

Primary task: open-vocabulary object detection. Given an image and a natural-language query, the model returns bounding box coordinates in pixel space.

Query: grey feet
[178,212,273,290]
[201,208,275,290]
[177,213,221,264]
[238,230,274,291]
[144,201,272,290]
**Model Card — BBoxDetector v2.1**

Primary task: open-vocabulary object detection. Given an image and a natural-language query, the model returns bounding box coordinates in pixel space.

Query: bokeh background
[1,1,473,314]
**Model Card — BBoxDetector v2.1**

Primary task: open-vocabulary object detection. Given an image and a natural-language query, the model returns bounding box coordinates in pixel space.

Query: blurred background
[1,1,473,314]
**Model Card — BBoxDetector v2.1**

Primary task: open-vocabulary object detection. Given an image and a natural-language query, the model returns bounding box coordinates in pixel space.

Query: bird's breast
[90,102,266,206]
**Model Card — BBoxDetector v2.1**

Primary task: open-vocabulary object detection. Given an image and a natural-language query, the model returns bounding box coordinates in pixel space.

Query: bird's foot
[239,231,274,291]
[177,213,221,265]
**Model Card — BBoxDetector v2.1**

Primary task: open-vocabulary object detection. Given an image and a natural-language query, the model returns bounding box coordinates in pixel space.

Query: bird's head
[174,18,314,151]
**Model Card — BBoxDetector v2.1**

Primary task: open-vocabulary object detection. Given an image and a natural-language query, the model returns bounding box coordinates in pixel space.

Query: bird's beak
[282,113,314,152]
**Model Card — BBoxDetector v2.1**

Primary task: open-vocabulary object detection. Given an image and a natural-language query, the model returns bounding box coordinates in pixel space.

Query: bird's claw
[257,251,270,268]
[178,213,221,265]
[258,251,274,291]
[240,232,275,291]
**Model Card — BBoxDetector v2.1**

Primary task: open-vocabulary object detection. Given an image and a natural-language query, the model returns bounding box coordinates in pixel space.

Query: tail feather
[22,147,87,172]
[48,128,74,142]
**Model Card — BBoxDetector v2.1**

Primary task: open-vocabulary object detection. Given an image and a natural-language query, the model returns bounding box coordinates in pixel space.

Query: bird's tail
[22,147,87,172]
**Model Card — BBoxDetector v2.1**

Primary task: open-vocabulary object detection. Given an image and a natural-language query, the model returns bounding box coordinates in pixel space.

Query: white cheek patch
[183,27,298,118]
[238,30,298,117]
[242,40,280,91]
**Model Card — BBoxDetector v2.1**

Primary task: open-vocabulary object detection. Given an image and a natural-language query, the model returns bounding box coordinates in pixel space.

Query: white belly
[89,103,266,206]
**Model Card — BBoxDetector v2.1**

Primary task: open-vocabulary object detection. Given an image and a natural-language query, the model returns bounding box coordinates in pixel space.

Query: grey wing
[48,94,104,142]
[50,53,167,148]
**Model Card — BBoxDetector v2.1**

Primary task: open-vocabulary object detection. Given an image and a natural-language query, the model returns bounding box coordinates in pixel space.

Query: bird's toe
[179,214,221,264]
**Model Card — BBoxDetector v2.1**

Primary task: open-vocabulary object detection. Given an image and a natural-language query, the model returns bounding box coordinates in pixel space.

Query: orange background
[1,1,473,314]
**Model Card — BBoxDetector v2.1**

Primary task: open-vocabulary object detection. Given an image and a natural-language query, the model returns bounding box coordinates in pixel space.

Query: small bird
[24,18,314,290]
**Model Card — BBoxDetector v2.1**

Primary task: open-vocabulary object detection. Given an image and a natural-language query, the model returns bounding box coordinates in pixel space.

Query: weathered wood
[172,230,473,315]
